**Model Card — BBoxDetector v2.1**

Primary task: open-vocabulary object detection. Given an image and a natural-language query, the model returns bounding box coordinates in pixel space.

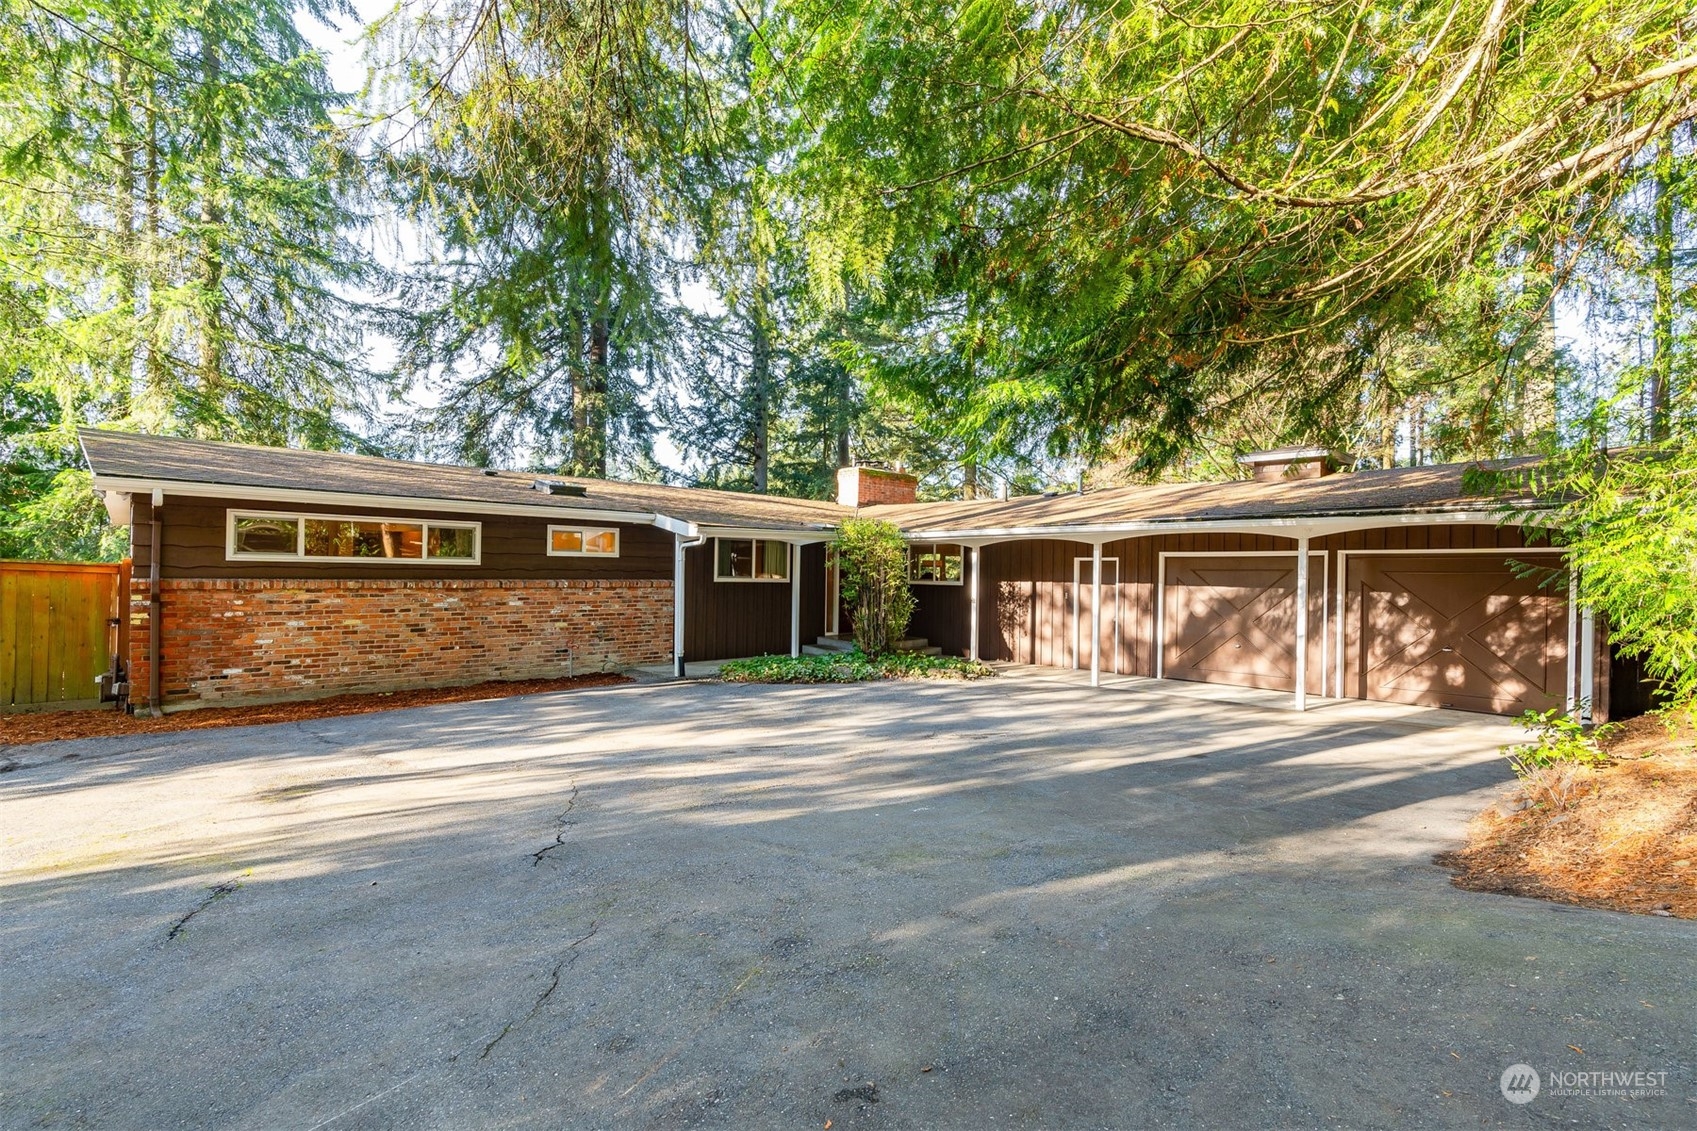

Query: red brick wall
[127,577,671,708]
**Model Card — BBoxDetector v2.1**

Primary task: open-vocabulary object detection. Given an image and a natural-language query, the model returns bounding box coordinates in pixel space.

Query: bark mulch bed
[1435,712,1697,919]
[0,674,631,749]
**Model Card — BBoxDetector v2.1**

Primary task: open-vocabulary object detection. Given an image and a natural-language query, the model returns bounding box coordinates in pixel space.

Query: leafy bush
[718,651,995,684]
[1510,386,1697,711]
[832,517,915,656]
[1503,706,1619,777]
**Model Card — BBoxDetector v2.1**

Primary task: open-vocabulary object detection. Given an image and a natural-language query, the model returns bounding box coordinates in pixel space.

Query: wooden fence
[1,560,129,711]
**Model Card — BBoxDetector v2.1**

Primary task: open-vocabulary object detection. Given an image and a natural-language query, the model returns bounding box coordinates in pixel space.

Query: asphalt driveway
[2,673,1691,1129]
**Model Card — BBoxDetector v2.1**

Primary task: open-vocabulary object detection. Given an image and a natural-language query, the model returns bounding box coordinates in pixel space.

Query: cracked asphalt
[2,672,1693,1129]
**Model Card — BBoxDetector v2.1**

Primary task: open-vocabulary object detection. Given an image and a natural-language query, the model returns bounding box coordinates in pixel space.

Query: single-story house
[79,430,1620,719]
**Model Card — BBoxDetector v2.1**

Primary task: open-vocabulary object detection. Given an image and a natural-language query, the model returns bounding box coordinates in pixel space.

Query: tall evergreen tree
[370,0,712,475]
[780,0,1697,474]
[0,0,375,557]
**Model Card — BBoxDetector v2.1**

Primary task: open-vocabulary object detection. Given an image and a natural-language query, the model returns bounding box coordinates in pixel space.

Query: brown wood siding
[684,541,827,662]
[800,543,827,648]
[908,557,972,656]
[978,539,1093,665]
[136,495,672,581]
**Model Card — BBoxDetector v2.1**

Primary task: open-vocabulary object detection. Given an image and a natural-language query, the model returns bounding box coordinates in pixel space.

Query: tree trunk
[574,314,609,477]
[1649,129,1675,443]
[144,90,165,396]
[113,53,137,417]
[198,23,224,399]
[963,458,979,499]
[749,307,771,493]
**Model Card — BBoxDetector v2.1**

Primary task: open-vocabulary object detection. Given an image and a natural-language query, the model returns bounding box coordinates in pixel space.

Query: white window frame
[546,525,621,557]
[713,537,791,583]
[908,541,965,586]
[225,509,482,565]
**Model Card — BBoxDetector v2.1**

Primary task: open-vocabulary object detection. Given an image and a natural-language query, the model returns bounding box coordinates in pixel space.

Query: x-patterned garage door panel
[1346,554,1567,715]
[1163,557,1324,694]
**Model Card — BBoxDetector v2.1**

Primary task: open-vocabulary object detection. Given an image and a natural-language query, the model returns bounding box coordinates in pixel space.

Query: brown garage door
[1162,556,1324,694]
[1343,553,1567,715]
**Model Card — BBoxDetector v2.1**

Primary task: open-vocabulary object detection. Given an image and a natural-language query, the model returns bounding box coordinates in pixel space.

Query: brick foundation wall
[127,578,671,708]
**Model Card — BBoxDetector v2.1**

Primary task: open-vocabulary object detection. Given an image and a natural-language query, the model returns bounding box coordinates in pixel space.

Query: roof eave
[88,474,665,526]
[896,504,1550,542]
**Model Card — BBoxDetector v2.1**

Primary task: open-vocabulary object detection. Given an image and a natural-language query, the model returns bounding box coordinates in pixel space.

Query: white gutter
[694,525,837,541]
[90,475,661,526]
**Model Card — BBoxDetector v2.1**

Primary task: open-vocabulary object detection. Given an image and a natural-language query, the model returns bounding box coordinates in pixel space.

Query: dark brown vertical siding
[981,537,1156,669]
[148,495,673,580]
[684,540,827,662]
[908,555,972,656]
[800,543,828,645]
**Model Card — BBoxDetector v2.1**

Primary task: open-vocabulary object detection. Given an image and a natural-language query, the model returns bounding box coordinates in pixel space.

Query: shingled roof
[78,430,848,533]
[80,429,1547,537]
[864,458,1547,535]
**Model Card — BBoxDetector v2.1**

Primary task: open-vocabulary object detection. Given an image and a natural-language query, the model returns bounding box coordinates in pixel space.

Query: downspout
[673,529,706,678]
[148,487,163,717]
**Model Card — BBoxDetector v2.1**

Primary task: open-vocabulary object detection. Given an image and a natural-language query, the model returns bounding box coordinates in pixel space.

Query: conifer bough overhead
[787,0,1696,463]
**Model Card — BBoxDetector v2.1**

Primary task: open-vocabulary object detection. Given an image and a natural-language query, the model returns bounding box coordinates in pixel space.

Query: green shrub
[719,650,995,684]
[832,517,915,656]
[1503,706,1619,778]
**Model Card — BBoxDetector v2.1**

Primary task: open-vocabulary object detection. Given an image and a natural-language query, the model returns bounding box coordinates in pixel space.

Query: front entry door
[1071,557,1120,673]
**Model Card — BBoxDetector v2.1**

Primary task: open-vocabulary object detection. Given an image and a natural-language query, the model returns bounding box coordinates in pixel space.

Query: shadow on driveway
[2,674,1691,1129]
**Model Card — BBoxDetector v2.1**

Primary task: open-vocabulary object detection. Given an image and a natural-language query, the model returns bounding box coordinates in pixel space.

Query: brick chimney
[836,465,919,507]
[1237,447,1343,483]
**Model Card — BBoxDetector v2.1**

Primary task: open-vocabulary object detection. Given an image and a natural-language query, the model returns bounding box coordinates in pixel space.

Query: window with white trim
[908,542,964,584]
[226,510,480,564]
[714,537,789,581]
[547,526,620,556]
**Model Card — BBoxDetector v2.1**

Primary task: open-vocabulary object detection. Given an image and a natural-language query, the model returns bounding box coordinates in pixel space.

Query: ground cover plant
[718,651,994,683]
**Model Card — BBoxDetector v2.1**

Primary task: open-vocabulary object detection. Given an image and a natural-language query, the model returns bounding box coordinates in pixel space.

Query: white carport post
[1090,541,1103,687]
[968,545,982,662]
[790,541,802,658]
[664,519,704,678]
[1293,535,1311,711]
[1565,568,1580,713]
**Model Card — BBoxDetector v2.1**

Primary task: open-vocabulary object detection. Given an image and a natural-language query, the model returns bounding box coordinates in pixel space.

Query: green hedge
[718,651,996,684]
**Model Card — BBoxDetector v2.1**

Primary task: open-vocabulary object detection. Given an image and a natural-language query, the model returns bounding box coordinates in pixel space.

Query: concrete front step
[813,634,941,656]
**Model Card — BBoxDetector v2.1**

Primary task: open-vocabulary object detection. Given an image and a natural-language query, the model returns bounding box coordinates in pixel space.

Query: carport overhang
[898,506,1562,713]
[666,522,837,676]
